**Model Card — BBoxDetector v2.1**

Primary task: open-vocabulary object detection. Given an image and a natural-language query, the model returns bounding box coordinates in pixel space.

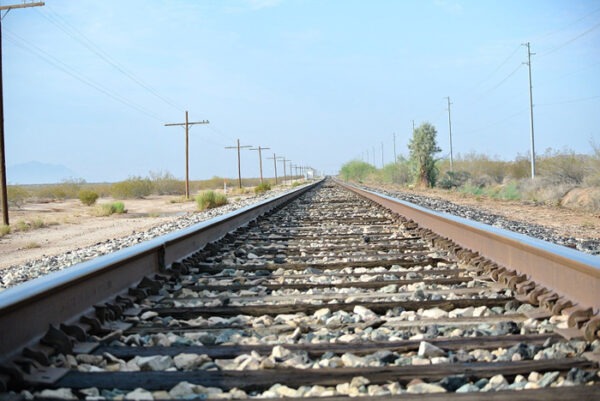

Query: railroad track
[1,179,599,399]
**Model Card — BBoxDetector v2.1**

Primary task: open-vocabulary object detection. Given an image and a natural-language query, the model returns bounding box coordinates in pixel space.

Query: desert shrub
[537,148,589,185]
[14,219,30,232]
[149,170,184,195]
[35,178,86,200]
[378,157,414,185]
[111,176,153,199]
[0,225,10,236]
[31,218,46,229]
[7,185,29,208]
[196,191,228,210]
[459,183,485,197]
[508,154,531,179]
[254,182,271,194]
[78,190,99,206]
[93,202,127,216]
[437,171,471,189]
[409,122,441,187]
[112,201,126,214]
[339,160,376,182]
[291,181,302,187]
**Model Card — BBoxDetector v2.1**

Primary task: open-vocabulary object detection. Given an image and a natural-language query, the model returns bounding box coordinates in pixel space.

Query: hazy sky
[3,0,599,182]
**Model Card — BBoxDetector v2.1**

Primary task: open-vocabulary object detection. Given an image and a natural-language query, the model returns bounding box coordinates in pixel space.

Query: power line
[36,5,184,112]
[4,29,163,121]
[540,20,600,57]
[537,95,600,106]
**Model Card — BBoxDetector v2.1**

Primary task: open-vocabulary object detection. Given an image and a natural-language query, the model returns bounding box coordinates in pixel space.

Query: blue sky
[3,0,599,182]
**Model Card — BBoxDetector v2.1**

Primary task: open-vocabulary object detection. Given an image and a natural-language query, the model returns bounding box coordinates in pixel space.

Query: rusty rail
[0,180,322,363]
[337,180,600,314]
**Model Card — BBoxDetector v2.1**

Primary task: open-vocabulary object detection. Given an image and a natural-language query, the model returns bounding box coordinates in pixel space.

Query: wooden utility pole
[0,1,45,226]
[164,111,209,199]
[287,160,293,182]
[250,146,270,184]
[445,96,454,171]
[278,157,287,184]
[523,42,536,179]
[267,153,278,184]
[225,139,252,188]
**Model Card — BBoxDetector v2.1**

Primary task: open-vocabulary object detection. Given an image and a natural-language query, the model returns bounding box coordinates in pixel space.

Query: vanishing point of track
[0,179,599,399]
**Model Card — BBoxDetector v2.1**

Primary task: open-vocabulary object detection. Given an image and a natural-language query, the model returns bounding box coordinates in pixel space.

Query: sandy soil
[1,187,598,272]
[383,184,600,240]
[0,196,198,270]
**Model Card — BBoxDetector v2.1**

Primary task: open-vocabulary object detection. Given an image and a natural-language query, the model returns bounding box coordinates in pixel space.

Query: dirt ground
[0,196,198,270]
[1,187,598,272]
[388,184,600,240]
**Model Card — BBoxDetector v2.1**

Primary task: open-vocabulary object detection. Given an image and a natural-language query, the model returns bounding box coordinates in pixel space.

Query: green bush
[111,176,153,199]
[196,191,228,210]
[112,201,126,214]
[339,160,376,182]
[254,182,272,194]
[93,202,127,216]
[437,171,471,189]
[78,190,99,206]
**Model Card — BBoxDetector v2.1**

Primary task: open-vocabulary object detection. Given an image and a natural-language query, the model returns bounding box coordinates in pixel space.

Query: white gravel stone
[37,389,77,400]
[173,353,210,370]
[421,307,448,319]
[418,341,446,358]
[125,388,154,400]
[353,305,378,321]
[406,382,447,394]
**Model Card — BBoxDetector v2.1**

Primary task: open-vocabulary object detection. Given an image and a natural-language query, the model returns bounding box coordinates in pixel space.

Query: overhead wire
[36,5,185,113]
[539,20,600,57]
[4,28,163,121]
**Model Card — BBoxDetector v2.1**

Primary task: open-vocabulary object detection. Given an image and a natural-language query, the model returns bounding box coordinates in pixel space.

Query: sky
[2,0,599,183]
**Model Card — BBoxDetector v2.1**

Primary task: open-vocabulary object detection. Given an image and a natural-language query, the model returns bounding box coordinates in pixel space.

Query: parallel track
[1,179,599,399]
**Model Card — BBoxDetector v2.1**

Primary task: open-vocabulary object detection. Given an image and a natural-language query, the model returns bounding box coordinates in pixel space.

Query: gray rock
[136,355,174,371]
[456,383,480,393]
[169,381,197,398]
[538,371,560,388]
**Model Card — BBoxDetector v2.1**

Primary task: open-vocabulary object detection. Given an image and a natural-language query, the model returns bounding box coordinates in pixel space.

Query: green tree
[408,122,441,187]
[339,160,376,182]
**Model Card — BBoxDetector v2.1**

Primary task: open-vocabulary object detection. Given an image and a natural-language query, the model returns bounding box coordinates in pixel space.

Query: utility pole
[267,153,278,184]
[445,96,454,171]
[523,42,536,179]
[288,160,293,181]
[250,146,270,184]
[278,157,287,184]
[372,147,376,166]
[225,139,252,189]
[393,132,397,164]
[0,1,45,226]
[164,111,209,199]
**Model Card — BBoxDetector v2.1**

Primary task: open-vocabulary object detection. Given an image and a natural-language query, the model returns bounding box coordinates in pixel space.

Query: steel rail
[0,180,322,362]
[336,180,600,313]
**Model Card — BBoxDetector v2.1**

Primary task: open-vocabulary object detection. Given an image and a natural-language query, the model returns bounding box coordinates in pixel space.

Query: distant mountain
[7,161,79,185]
